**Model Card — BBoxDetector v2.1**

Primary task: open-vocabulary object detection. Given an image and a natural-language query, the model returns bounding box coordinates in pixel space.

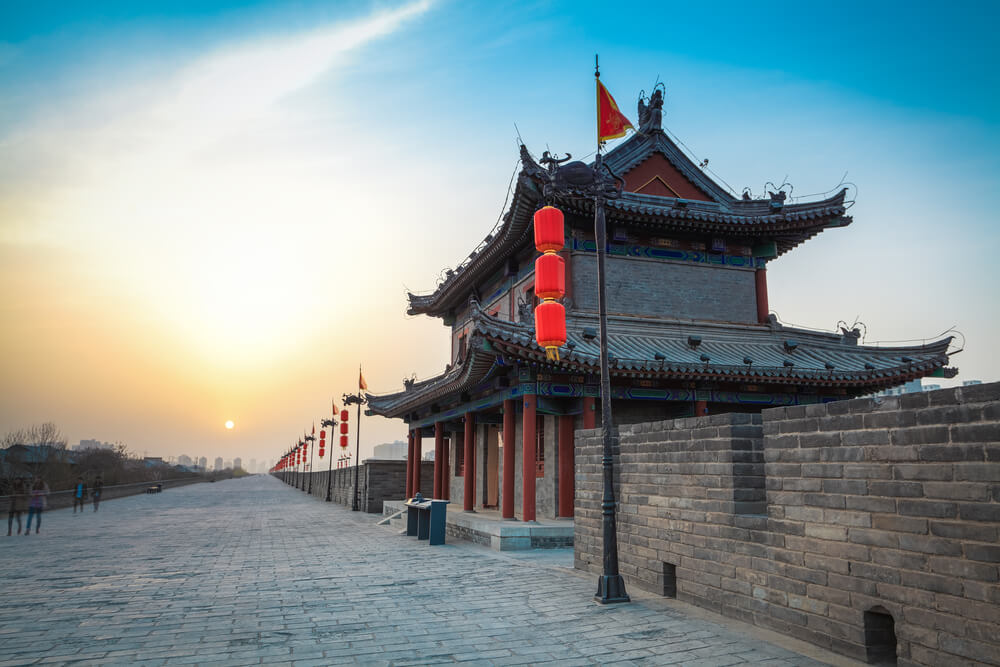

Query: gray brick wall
[281,460,433,513]
[571,253,757,322]
[575,382,1000,666]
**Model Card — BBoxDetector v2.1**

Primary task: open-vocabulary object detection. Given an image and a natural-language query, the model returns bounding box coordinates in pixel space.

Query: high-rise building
[373,440,407,459]
[178,454,193,466]
[214,457,223,471]
[249,458,257,473]
[74,439,115,451]
[199,456,208,470]
[234,457,243,471]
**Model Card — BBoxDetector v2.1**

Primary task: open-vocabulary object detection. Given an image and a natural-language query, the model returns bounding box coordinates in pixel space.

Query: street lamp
[525,139,630,604]
[298,439,307,491]
[320,415,338,502]
[305,432,316,494]
[342,391,367,512]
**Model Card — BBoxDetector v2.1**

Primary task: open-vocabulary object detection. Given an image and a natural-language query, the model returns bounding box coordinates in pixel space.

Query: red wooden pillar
[558,414,575,518]
[502,399,516,519]
[755,267,769,324]
[522,394,537,522]
[412,430,422,494]
[464,412,476,511]
[695,400,708,417]
[442,436,450,501]
[582,396,596,429]
[433,422,444,499]
[405,430,414,498]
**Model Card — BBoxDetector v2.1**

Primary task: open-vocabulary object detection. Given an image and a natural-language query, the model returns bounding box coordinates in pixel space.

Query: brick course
[576,383,1000,666]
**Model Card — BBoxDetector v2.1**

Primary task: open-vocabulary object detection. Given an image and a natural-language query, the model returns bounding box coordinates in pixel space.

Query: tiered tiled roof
[407,130,851,319]
[367,303,956,418]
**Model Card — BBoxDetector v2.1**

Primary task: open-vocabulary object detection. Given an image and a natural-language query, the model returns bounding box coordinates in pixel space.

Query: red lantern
[340,422,348,435]
[340,409,349,422]
[534,253,565,300]
[533,206,564,252]
[535,300,567,360]
[319,447,325,458]
[533,205,567,361]
[320,429,326,440]
[340,435,348,448]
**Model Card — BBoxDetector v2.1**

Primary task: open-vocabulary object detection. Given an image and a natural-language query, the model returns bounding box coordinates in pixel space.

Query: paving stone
[0,476,856,665]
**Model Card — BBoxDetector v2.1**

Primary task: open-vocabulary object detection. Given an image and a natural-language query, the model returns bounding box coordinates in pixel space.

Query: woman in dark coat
[7,478,27,535]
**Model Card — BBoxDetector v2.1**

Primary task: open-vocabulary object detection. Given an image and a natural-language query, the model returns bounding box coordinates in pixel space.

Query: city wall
[278,460,433,513]
[0,477,208,512]
[575,382,1000,665]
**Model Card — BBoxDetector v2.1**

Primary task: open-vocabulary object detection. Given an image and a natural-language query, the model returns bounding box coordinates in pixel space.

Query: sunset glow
[1,1,996,469]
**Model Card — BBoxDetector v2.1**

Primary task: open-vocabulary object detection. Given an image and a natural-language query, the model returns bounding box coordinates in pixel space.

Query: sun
[225,420,235,430]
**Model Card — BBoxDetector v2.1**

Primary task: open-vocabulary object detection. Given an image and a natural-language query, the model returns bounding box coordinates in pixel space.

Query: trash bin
[404,493,448,545]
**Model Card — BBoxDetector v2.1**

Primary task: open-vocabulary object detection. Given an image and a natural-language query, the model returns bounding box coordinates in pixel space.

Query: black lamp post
[306,433,316,494]
[298,439,307,491]
[524,136,629,603]
[321,415,338,502]
[342,392,367,512]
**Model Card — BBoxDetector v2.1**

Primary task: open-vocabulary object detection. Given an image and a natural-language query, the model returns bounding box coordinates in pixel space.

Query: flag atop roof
[595,56,633,146]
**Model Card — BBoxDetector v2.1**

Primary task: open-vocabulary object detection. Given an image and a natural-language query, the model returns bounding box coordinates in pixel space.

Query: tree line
[1,422,217,495]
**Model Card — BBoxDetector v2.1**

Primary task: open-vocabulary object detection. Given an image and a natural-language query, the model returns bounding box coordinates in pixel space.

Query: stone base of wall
[383,500,574,551]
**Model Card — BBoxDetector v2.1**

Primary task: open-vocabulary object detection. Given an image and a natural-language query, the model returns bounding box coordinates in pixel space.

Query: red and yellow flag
[359,369,368,391]
[596,79,634,144]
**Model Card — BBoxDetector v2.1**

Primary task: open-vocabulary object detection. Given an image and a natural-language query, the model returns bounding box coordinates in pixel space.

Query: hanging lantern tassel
[533,206,567,361]
[536,300,566,361]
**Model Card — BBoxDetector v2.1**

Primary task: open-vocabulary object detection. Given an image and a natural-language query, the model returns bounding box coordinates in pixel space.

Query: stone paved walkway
[0,475,861,666]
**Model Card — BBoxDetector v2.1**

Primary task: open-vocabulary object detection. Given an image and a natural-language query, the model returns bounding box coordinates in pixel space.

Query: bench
[404,493,448,545]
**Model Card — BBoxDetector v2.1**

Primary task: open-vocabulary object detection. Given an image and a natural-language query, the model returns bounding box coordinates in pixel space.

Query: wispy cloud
[0,0,434,368]
[0,0,432,245]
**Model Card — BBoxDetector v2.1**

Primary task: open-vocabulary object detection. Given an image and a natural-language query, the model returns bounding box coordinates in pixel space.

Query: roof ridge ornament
[637,83,665,134]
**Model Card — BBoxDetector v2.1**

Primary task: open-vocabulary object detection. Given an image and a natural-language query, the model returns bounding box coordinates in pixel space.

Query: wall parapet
[274,460,433,513]
[575,382,1000,665]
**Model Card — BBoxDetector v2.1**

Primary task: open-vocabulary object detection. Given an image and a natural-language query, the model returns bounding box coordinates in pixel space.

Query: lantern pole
[592,57,629,605]
[306,433,317,495]
[522,57,627,604]
[343,392,367,512]
[321,414,338,502]
[299,441,307,491]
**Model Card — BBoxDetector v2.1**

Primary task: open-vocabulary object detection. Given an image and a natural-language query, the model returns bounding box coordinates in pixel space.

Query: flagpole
[592,54,629,604]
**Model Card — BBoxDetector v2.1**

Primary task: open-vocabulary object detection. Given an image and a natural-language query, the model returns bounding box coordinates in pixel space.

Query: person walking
[25,477,48,535]
[7,478,27,536]
[92,475,103,512]
[72,476,87,513]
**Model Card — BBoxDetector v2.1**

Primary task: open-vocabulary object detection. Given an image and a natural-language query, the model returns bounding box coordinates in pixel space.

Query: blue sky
[1,0,997,462]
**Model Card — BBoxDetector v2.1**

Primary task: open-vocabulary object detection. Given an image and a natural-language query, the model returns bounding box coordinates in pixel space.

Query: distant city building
[214,457,223,471]
[199,456,208,470]
[224,460,232,470]
[249,458,257,473]
[234,457,243,470]
[422,450,434,462]
[873,379,941,397]
[74,439,115,451]
[178,454,193,466]
[372,440,407,460]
